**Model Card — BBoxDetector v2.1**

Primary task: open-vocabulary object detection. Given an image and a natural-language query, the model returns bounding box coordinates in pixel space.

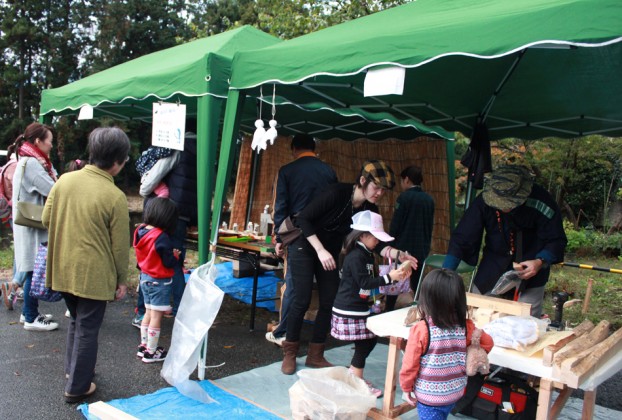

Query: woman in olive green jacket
[42,127,130,404]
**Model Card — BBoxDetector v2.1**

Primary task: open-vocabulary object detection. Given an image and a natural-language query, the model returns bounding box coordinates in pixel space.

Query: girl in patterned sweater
[399,269,493,419]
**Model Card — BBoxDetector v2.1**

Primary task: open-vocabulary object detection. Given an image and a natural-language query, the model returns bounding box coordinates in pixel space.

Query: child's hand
[389,267,407,282]
[173,248,181,259]
[404,391,417,407]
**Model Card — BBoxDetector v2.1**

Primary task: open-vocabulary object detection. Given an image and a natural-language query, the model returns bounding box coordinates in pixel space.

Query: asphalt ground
[1,290,621,419]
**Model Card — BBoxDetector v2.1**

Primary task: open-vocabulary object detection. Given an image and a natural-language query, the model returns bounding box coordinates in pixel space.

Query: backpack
[0,160,16,219]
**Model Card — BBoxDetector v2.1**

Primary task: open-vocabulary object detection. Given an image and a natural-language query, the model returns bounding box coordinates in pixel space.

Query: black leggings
[351,337,378,369]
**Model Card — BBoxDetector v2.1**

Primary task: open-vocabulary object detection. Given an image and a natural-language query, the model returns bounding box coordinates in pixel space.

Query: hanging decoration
[251,86,266,151]
[264,84,278,146]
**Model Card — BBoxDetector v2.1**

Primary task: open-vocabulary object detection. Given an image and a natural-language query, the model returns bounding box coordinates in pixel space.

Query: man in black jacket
[267,134,337,346]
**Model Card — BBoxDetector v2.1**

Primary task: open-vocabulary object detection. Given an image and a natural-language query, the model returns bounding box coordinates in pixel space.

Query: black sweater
[333,242,391,318]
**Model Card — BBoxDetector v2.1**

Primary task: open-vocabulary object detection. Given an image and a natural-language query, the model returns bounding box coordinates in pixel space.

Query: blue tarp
[213,262,280,312]
[78,380,281,419]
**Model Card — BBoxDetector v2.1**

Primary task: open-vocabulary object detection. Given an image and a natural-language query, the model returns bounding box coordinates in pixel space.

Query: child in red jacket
[133,198,180,363]
[400,269,494,419]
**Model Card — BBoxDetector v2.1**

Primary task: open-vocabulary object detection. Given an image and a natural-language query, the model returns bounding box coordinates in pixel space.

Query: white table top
[366,307,622,390]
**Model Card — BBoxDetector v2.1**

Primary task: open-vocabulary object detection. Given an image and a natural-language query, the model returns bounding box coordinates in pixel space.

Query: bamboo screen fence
[229,135,451,255]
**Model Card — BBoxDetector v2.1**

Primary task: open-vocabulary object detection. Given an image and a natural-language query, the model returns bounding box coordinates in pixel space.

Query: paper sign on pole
[364,66,405,97]
[78,104,94,120]
[152,102,186,151]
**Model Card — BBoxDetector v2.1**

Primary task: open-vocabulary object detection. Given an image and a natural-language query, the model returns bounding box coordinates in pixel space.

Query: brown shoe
[1,282,13,310]
[64,382,97,404]
[305,342,333,368]
[281,340,299,375]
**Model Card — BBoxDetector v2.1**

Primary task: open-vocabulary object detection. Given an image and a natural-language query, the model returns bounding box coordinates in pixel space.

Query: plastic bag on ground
[161,261,224,403]
[289,366,377,420]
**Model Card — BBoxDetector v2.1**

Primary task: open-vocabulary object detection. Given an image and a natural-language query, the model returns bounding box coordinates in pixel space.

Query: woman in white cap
[331,210,409,397]
[280,160,417,375]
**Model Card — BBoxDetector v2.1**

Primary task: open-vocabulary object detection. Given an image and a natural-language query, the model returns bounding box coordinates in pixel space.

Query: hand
[388,267,407,282]
[399,252,418,271]
[115,284,127,301]
[317,249,336,271]
[275,242,285,258]
[173,248,181,259]
[404,391,417,407]
[517,259,543,280]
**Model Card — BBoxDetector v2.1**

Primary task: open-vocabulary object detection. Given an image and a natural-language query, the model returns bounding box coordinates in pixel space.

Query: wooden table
[366,306,622,420]
[211,237,276,331]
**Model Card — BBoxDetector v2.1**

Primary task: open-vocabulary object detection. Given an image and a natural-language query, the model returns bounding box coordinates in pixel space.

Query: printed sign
[152,102,186,151]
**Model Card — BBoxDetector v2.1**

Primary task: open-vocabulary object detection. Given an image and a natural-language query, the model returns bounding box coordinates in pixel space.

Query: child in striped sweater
[399,269,494,419]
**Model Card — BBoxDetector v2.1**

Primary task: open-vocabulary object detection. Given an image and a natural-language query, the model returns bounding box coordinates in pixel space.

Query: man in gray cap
[443,165,567,317]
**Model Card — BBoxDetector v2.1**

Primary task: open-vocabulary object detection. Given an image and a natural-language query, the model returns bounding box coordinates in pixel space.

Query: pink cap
[350,210,394,242]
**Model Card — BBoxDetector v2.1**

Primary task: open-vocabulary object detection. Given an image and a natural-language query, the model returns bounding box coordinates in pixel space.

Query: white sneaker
[24,315,59,331]
[265,331,285,347]
[20,313,54,324]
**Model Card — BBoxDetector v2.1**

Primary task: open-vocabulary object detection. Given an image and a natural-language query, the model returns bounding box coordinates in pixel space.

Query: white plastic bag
[289,367,377,420]
[482,315,542,352]
[161,261,224,403]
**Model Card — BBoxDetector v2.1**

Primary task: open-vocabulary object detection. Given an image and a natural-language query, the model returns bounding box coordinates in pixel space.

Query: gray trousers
[471,284,545,318]
[62,293,107,395]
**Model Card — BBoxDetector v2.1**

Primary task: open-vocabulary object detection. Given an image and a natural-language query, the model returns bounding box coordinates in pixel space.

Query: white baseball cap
[350,210,394,242]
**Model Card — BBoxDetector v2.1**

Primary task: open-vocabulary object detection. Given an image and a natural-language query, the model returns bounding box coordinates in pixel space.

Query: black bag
[453,372,538,420]
[277,215,302,246]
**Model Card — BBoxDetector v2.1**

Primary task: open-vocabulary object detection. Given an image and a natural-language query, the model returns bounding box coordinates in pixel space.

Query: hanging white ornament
[251,119,265,151]
[263,84,278,145]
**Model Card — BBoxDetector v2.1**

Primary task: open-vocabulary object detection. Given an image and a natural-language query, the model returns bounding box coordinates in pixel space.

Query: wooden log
[542,319,594,367]
[552,320,610,378]
[562,327,622,388]
[466,292,531,316]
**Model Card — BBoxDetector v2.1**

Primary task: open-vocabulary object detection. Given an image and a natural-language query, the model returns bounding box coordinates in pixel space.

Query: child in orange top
[400,269,494,419]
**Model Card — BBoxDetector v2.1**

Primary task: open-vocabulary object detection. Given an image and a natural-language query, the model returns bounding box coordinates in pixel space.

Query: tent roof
[229,0,622,140]
[39,26,281,119]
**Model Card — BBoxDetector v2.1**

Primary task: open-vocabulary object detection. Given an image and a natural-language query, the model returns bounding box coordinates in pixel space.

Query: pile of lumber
[545,319,622,388]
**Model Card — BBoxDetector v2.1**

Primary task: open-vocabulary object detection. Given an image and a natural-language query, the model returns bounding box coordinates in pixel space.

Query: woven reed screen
[230,135,451,254]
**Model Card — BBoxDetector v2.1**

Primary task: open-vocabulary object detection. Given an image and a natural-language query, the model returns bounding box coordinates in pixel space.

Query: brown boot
[281,340,299,375]
[305,342,333,368]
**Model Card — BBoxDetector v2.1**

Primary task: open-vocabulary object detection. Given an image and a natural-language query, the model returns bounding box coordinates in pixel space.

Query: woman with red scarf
[12,122,59,331]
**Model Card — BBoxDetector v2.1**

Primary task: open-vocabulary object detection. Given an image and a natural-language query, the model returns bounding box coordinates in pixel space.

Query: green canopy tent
[39,25,452,263]
[212,0,622,248]
[39,26,283,262]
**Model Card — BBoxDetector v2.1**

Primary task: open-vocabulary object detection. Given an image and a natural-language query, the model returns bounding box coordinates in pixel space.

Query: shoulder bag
[30,242,62,302]
[277,215,302,246]
[14,158,46,230]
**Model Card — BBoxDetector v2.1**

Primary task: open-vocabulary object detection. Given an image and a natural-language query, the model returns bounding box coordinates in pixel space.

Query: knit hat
[482,165,534,210]
[361,160,396,190]
[351,210,394,242]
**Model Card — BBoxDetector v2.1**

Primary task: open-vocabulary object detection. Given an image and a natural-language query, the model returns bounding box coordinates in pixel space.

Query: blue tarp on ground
[78,380,281,419]
[213,262,280,312]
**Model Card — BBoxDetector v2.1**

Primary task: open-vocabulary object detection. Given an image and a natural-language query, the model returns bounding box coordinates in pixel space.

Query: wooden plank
[542,320,594,367]
[549,386,572,420]
[466,292,532,316]
[89,401,140,420]
[563,327,622,388]
[553,320,610,370]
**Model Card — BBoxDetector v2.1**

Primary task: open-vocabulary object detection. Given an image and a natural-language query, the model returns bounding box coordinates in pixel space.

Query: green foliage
[564,220,622,258]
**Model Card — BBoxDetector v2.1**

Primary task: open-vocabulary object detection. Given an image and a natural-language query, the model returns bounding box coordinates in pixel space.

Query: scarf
[17,141,57,182]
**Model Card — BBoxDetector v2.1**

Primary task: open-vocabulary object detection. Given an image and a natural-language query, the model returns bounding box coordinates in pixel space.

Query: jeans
[285,236,340,343]
[21,271,38,323]
[140,273,173,311]
[135,218,187,317]
[272,259,292,338]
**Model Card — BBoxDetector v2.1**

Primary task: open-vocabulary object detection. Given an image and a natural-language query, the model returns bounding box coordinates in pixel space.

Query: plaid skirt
[331,314,375,341]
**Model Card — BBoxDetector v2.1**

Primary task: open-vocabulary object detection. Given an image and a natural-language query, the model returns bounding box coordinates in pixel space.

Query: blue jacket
[446,184,567,293]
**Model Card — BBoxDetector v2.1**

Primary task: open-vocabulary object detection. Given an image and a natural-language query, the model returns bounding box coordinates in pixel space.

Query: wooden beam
[563,327,622,388]
[542,320,594,367]
[548,385,572,420]
[553,320,611,379]
[466,292,532,316]
[89,401,139,420]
